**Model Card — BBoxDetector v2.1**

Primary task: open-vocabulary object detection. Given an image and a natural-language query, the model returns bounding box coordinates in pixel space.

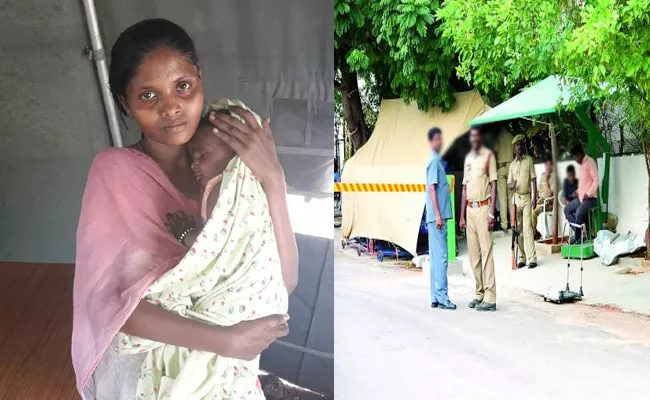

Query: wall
[533,154,648,236]
[599,154,648,235]
[0,0,111,262]
[0,0,335,260]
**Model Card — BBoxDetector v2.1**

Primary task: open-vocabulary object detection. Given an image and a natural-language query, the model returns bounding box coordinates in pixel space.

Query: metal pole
[81,0,123,148]
[550,124,559,244]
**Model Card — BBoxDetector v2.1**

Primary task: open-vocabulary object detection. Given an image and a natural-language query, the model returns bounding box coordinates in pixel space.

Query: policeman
[507,134,538,269]
[460,127,497,311]
[495,129,514,231]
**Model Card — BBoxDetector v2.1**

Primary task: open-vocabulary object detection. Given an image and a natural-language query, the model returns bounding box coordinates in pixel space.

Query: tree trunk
[619,123,625,154]
[339,70,369,152]
[550,125,559,244]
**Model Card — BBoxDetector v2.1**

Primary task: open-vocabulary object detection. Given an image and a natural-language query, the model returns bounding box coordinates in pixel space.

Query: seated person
[562,165,579,205]
[564,144,598,243]
[533,158,557,236]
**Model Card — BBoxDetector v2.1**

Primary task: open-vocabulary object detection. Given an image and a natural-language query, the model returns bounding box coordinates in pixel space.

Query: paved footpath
[335,244,650,400]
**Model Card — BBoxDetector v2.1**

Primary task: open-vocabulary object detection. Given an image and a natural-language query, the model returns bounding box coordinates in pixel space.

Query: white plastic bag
[593,230,646,266]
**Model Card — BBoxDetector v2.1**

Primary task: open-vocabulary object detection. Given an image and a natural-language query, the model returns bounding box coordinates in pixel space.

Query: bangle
[178,227,196,244]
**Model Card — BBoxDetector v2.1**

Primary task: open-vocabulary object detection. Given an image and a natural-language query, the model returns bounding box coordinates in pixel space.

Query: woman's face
[122,47,204,146]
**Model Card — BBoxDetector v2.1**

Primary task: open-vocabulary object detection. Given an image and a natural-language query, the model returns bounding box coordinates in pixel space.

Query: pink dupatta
[71,147,200,393]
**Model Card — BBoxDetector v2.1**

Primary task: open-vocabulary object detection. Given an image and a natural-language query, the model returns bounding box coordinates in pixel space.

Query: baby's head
[188,111,236,187]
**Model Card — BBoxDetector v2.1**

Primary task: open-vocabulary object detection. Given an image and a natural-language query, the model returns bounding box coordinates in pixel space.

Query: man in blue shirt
[426,127,456,310]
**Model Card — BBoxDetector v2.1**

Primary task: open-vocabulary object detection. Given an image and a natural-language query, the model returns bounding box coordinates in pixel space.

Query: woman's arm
[264,176,299,294]
[121,300,290,360]
[121,300,227,353]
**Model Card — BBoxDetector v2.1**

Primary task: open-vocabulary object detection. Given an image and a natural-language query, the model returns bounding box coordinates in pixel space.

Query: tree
[437,0,589,165]
[437,0,588,243]
[437,0,581,105]
[559,0,650,247]
[334,0,462,152]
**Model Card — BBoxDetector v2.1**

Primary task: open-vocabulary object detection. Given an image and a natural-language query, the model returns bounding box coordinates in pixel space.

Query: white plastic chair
[537,196,554,239]
[537,190,569,240]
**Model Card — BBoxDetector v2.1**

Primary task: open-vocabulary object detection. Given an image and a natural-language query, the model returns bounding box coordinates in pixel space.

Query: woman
[72,19,298,399]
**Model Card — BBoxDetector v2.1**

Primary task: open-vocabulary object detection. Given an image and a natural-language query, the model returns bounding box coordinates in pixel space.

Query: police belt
[467,199,490,208]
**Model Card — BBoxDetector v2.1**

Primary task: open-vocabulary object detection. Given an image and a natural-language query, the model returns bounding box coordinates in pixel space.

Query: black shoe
[569,236,580,245]
[438,300,457,310]
[431,302,439,308]
[476,302,497,311]
[468,298,482,309]
[517,262,526,269]
[528,262,537,269]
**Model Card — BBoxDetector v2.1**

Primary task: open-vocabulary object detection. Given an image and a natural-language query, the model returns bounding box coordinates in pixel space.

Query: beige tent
[341,91,488,255]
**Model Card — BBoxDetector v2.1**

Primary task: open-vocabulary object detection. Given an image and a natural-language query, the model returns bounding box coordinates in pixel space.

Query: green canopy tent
[469,75,611,244]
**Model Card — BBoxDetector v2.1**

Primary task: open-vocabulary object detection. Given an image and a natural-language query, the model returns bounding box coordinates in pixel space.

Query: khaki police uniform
[508,153,537,264]
[463,146,497,304]
[495,130,514,230]
[533,170,557,233]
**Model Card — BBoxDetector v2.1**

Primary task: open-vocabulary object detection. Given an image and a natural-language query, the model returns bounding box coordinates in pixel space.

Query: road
[334,245,650,400]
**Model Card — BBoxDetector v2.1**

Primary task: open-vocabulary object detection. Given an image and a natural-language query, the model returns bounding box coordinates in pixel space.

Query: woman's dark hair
[570,144,585,156]
[427,127,442,141]
[108,18,200,117]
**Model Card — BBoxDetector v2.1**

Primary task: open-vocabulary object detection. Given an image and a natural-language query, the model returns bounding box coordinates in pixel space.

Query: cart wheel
[377,251,384,262]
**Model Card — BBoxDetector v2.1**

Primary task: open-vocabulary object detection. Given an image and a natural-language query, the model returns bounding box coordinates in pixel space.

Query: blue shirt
[442,160,451,174]
[425,152,452,223]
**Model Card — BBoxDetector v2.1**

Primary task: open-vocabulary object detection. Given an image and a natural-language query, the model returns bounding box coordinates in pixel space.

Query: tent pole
[81,0,123,148]
[550,124,559,244]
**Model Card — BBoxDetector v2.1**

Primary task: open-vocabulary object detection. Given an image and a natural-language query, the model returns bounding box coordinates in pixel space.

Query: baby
[188,109,236,223]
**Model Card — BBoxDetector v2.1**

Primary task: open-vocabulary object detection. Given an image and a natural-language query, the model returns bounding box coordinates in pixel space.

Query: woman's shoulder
[91,147,149,172]
[93,147,140,164]
[87,147,151,183]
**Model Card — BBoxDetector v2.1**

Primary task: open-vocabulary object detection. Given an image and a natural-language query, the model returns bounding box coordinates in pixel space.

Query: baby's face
[188,126,236,187]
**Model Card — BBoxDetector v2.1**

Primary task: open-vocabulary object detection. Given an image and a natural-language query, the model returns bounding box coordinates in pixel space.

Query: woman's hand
[209,106,285,191]
[165,211,197,245]
[210,105,299,294]
[182,230,199,248]
[222,314,290,361]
